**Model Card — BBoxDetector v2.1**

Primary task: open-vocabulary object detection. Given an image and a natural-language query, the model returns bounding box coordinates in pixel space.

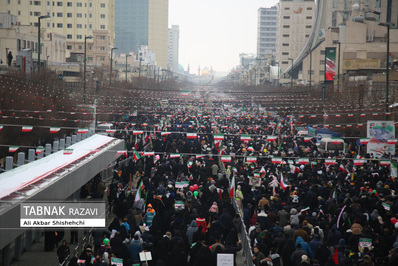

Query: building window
[77,24,82,28]
[77,35,82,39]
[282,43,289,46]
[77,2,82,7]
[67,34,72,39]
[283,16,290,19]
[100,46,105,51]
[57,23,63,28]
[67,13,72,17]
[34,1,41,5]
[57,13,62,17]
[57,1,62,6]
[67,45,72,50]
[282,52,289,55]
[306,25,312,28]
[284,7,290,10]
[307,7,312,10]
[306,16,312,19]
[100,36,106,40]
[283,34,289,37]
[100,14,105,18]
[89,3,92,7]
[100,25,105,29]
[88,57,93,61]
[89,24,92,29]
[305,34,309,37]
[283,25,290,28]
[320,50,325,55]
[282,61,289,65]
[67,2,72,7]
[78,45,83,50]
[77,13,82,18]
[47,22,50,27]
[319,70,325,75]
[89,46,92,50]
[23,40,26,49]
[100,3,105,8]
[47,1,50,6]
[89,14,92,18]
[308,70,314,75]
[17,39,21,51]
[100,57,105,61]
[34,12,41,16]
[67,24,72,28]
[320,60,325,65]
[18,0,21,4]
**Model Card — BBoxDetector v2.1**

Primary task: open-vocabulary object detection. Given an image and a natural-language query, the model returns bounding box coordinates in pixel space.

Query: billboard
[366,120,395,157]
[325,47,336,81]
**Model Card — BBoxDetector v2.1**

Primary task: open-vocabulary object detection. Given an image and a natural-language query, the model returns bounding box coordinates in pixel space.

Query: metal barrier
[232,196,254,266]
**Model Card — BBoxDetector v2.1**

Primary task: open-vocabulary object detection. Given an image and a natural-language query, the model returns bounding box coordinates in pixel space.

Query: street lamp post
[110,47,118,86]
[379,22,390,116]
[125,54,131,81]
[84,35,93,104]
[37,15,50,71]
[288,58,294,88]
[332,40,341,91]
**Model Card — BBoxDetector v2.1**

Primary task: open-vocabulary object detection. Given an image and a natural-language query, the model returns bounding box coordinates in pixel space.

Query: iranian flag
[63,149,73,155]
[22,126,33,132]
[175,200,185,209]
[267,136,278,142]
[187,161,193,169]
[133,130,143,135]
[214,134,224,140]
[359,138,370,144]
[133,151,141,161]
[229,175,235,199]
[290,165,300,174]
[135,180,144,202]
[387,139,398,144]
[175,181,189,188]
[332,187,337,199]
[161,131,171,136]
[106,129,116,133]
[142,123,148,127]
[303,136,312,142]
[142,151,155,156]
[339,164,347,173]
[9,146,19,152]
[186,132,197,139]
[360,113,366,117]
[240,135,251,141]
[354,159,367,166]
[0,125,3,131]
[280,173,288,190]
[330,138,343,144]
[35,147,45,154]
[246,156,257,163]
[78,128,88,134]
[196,154,206,159]
[325,159,337,165]
[169,153,181,158]
[116,150,128,157]
[348,114,354,117]
[221,155,232,162]
[214,140,222,152]
[50,127,61,133]
[247,146,255,152]
[272,157,283,164]
[380,160,391,166]
[298,158,310,164]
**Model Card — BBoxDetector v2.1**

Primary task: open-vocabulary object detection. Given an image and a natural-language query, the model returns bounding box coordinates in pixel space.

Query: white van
[96,123,115,136]
[318,138,345,153]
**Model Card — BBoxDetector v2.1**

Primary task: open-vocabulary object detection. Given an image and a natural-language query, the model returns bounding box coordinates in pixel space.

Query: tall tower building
[257,6,278,58]
[275,0,315,78]
[115,0,169,69]
[0,0,115,66]
[168,25,179,72]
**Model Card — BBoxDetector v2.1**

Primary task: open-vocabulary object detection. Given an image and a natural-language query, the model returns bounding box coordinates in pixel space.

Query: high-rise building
[275,0,315,80]
[115,0,168,69]
[257,6,277,58]
[168,25,179,72]
[0,0,115,66]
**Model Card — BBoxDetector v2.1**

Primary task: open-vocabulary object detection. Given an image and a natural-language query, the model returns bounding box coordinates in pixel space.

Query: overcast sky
[169,0,279,74]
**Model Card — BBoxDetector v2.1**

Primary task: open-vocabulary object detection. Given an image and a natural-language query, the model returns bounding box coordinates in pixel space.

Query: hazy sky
[169,0,279,74]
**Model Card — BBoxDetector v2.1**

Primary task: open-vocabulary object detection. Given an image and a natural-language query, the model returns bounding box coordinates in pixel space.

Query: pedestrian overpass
[0,133,124,266]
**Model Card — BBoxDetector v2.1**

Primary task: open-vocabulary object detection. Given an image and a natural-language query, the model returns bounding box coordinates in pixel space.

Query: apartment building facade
[257,5,278,58]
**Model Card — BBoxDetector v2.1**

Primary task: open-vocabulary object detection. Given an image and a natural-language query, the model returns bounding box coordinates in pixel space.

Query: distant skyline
[169,0,279,74]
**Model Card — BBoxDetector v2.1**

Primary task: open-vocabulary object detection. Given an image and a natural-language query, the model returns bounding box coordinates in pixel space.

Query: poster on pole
[325,47,336,81]
[366,120,395,157]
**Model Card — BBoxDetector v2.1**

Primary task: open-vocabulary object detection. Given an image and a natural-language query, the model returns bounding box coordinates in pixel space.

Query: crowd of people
[59,97,398,266]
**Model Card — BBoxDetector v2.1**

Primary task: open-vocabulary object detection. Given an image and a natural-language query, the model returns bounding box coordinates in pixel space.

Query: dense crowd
[59,99,398,266]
